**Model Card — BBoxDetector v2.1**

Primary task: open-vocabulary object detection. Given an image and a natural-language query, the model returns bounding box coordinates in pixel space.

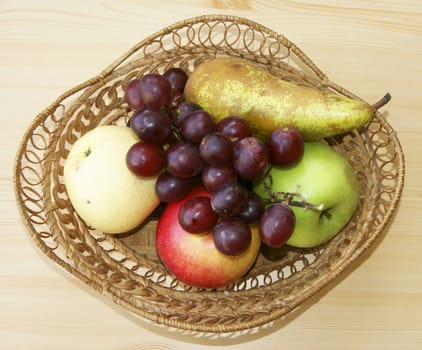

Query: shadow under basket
[14,15,404,333]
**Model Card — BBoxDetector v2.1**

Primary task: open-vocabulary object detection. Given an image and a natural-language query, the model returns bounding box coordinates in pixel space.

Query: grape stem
[262,174,328,216]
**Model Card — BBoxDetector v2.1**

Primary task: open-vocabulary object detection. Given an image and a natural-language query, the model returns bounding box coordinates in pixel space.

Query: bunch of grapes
[124,67,305,257]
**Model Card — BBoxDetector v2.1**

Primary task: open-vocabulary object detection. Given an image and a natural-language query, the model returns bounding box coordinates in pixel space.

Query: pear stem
[372,93,391,111]
[262,175,325,214]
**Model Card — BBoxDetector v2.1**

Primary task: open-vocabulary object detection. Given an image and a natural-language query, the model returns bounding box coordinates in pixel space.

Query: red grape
[201,164,237,192]
[129,107,172,145]
[155,171,193,203]
[212,217,252,256]
[210,181,247,217]
[268,127,304,166]
[163,67,188,94]
[199,132,233,166]
[180,110,216,144]
[178,196,219,234]
[238,192,265,223]
[124,79,144,111]
[233,136,269,181]
[126,142,164,177]
[259,204,295,248]
[165,141,204,178]
[175,102,202,127]
[216,116,252,142]
[138,73,172,108]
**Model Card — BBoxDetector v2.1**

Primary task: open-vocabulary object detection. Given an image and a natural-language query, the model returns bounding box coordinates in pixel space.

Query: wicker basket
[14,15,404,333]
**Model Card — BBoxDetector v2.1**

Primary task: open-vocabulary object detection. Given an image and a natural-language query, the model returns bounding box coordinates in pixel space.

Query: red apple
[156,186,261,289]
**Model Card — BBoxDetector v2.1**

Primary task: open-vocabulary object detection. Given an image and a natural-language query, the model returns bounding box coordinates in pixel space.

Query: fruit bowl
[14,15,404,333]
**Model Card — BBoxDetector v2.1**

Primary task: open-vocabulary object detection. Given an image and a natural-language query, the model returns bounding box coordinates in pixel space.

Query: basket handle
[98,14,330,82]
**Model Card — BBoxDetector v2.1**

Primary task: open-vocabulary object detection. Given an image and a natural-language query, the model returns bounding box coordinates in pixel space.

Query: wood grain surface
[1,1,421,349]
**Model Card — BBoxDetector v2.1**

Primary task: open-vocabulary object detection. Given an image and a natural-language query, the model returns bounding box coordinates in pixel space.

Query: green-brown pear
[184,57,389,140]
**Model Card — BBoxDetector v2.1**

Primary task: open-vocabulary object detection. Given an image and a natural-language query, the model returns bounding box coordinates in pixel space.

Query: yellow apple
[64,125,160,234]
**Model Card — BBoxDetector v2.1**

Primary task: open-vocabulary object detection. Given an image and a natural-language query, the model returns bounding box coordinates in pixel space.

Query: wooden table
[1,1,421,349]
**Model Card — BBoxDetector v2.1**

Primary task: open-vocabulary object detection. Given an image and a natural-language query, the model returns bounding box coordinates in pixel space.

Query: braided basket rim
[13,14,405,333]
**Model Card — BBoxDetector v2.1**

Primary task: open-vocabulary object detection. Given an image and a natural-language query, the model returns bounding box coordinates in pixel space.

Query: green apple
[64,125,160,234]
[253,141,359,248]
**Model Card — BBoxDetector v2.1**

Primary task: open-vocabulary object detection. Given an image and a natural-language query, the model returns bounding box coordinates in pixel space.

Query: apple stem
[261,175,325,214]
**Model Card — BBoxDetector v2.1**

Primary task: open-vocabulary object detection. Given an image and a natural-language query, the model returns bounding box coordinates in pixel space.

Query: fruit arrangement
[64,56,390,289]
[14,14,405,333]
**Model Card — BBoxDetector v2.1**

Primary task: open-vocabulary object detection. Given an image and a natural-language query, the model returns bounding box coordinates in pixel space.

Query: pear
[184,57,390,140]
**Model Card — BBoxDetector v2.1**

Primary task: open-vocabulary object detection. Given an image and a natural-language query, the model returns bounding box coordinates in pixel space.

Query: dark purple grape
[129,107,172,145]
[138,73,172,108]
[126,142,164,177]
[155,171,193,203]
[180,110,216,144]
[238,192,265,223]
[199,132,233,166]
[268,127,304,166]
[216,116,252,142]
[201,164,237,192]
[165,141,204,178]
[178,196,219,234]
[259,204,295,248]
[124,79,144,111]
[163,67,188,94]
[175,102,202,127]
[212,217,251,256]
[233,136,269,181]
[210,181,247,217]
